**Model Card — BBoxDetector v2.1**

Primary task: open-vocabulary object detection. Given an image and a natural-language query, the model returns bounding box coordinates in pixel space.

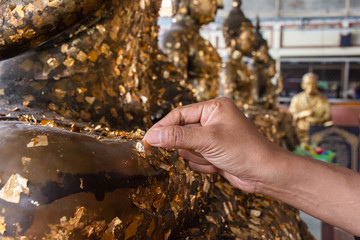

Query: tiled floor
[300,211,322,240]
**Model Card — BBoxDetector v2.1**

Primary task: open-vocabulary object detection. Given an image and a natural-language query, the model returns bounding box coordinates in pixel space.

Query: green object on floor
[293,145,336,163]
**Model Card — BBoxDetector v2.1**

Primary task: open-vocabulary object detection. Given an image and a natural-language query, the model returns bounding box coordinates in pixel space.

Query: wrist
[253,146,295,195]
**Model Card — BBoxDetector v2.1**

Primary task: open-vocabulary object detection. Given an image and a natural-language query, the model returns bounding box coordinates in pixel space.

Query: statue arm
[289,96,312,121]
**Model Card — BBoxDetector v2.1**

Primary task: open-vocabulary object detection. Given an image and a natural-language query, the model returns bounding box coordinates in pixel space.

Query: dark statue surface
[0,0,311,239]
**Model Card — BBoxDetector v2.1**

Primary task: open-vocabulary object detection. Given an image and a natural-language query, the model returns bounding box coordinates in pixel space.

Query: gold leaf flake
[5,107,19,112]
[96,25,106,34]
[124,219,140,240]
[22,95,35,101]
[250,209,261,217]
[40,120,56,127]
[21,157,31,166]
[101,43,111,55]
[163,71,170,79]
[69,206,85,227]
[205,215,217,225]
[0,174,30,204]
[77,88,87,94]
[0,216,5,234]
[146,219,155,237]
[159,163,171,171]
[106,217,122,234]
[80,178,84,189]
[63,56,75,67]
[190,195,196,209]
[47,0,61,8]
[27,135,48,148]
[164,230,171,240]
[14,5,25,18]
[135,142,145,153]
[76,51,88,62]
[46,58,59,69]
[203,177,210,193]
[61,43,69,53]
[54,88,66,99]
[85,96,96,105]
[0,89,4,95]
[22,100,31,107]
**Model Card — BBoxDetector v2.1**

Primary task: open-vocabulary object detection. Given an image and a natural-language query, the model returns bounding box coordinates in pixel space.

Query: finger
[144,125,208,150]
[184,123,201,128]
[188,161,219,174]
[178,149,211,165]
[150,98,224,129]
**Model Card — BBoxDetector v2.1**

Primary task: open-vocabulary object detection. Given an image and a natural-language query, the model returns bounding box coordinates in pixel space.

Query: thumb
[144,126,205,150]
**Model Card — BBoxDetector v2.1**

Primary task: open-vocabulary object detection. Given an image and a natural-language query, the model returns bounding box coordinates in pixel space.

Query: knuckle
[165,127,184,147]
[172,108,185,126]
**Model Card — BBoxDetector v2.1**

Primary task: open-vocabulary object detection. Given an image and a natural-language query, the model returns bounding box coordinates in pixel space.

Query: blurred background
[159,0,360,105]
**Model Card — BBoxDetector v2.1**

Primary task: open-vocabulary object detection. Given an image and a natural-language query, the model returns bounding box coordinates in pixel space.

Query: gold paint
[0,174,30,204]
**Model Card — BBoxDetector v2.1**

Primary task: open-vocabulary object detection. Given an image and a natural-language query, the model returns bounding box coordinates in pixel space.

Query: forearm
[257,148,360,236]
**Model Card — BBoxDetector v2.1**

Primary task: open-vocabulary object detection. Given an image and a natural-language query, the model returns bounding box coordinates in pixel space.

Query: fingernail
[144,128,162,146]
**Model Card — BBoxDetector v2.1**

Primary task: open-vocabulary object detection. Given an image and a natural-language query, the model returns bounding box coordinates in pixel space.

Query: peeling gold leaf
[0,174,30,204]
[27,135,48,148]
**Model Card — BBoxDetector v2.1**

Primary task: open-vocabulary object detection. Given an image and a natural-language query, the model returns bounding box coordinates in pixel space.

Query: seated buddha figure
[249,17,271,105]
[0,0,314,239]
[220,0,255,107]
[289,72,332,143]
[160,0,223,102]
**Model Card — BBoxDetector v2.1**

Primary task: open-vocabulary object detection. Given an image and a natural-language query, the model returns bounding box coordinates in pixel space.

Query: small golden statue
[289,72,332,143]
[161,0,223,101]
[221,0,255,107]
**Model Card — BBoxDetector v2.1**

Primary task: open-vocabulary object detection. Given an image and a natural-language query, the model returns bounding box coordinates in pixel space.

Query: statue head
[223,0,254,56]
[301,73,319,95]
[172,0,224,25]
[252,16,269,63]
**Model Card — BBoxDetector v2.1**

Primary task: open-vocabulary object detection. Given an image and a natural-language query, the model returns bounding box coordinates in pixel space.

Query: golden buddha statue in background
[160,0,223,102]
[0,0,313,239]
[249,16,271,104]
[289,72,332,143]
[221,0,255,107]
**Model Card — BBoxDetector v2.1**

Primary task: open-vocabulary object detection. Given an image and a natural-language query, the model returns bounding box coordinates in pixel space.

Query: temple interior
[0,0,359,239]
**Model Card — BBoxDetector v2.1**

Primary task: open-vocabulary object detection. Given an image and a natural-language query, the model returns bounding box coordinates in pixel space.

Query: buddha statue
[160,0,223,102]
[220,0,255,107]
[249,16,271,104]
[289,72,332,143]
[0,0,313,239]
[0,0,210,238]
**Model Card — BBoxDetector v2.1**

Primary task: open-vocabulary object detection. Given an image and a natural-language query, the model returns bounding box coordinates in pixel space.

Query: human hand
[144,97,284,193]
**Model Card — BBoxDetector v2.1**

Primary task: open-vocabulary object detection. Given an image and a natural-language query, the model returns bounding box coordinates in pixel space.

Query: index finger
[151,99,219,129]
